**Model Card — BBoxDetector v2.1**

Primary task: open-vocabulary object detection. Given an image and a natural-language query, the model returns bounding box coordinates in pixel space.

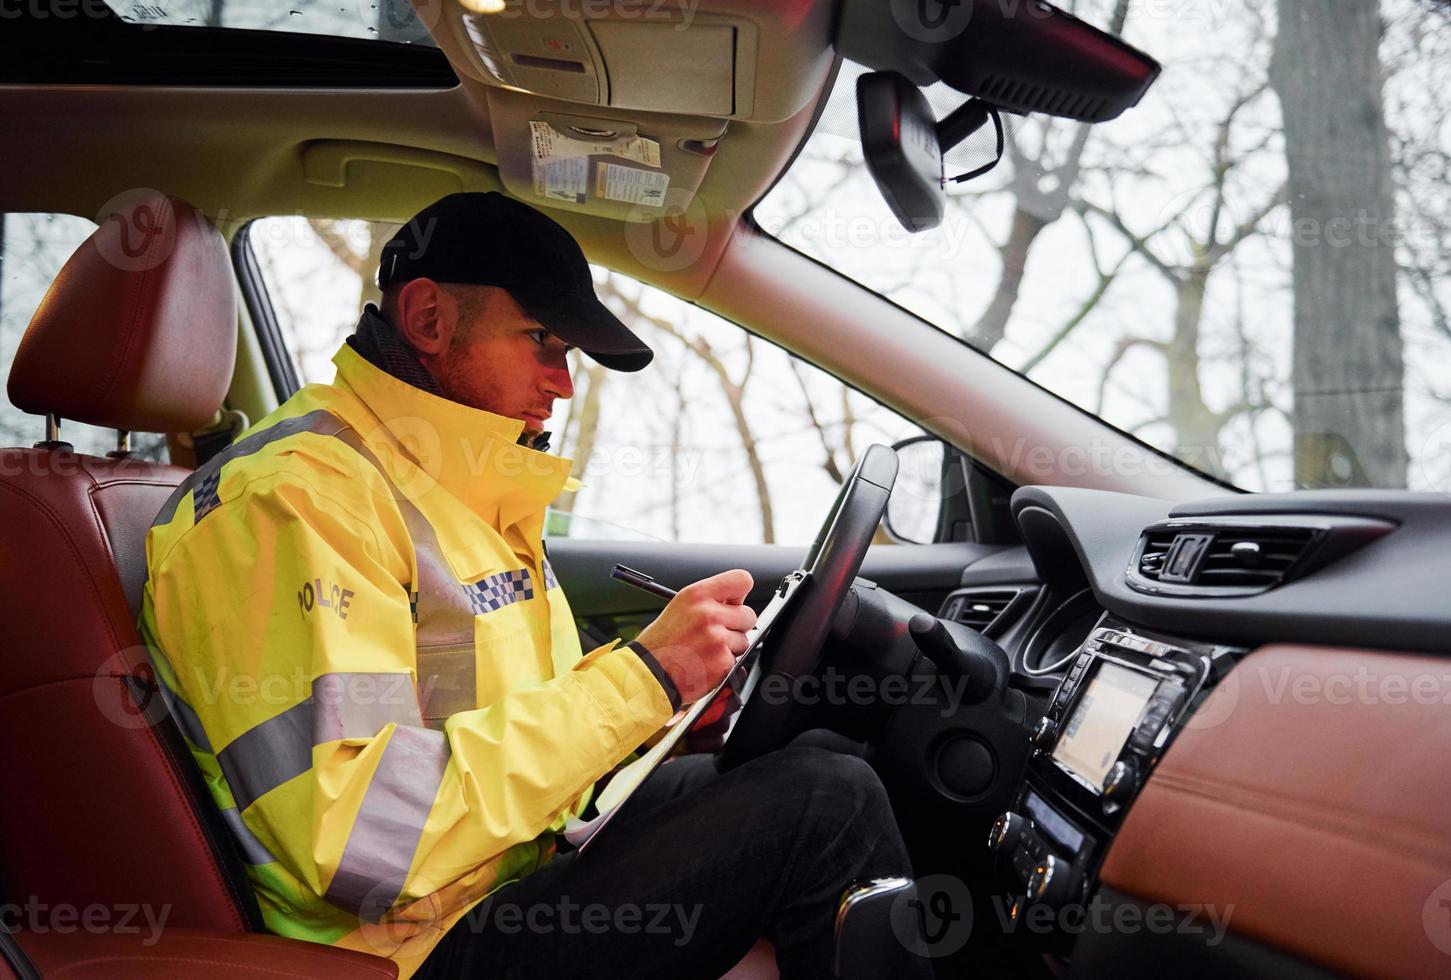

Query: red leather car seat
[0,192,773,980]
[0,193,393,977]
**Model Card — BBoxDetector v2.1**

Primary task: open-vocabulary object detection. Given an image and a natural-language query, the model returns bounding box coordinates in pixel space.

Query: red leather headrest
[7,192,238,433]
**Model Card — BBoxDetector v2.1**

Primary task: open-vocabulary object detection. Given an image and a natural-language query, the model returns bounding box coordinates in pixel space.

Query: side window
[551,271,925,546]
[247,216,400,384]
[246,217,924,545]
[0,213,167,459]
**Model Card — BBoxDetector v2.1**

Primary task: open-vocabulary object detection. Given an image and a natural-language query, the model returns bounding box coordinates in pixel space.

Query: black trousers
[414,734,914,979]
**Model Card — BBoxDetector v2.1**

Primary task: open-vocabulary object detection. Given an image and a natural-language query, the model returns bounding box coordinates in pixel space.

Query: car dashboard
[934,484,1451,978]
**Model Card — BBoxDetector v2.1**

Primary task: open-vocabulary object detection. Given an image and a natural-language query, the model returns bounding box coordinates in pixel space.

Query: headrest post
[45,413,61,443]
[116,430,131,454]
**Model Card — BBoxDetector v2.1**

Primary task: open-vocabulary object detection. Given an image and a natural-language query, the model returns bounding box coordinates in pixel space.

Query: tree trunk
[1164,268,1224,469]
[722,381,774,545]
[1272,0,1406,488]
[966,0,1129,355]
[554,362,607,514]
[971,208,1049,352]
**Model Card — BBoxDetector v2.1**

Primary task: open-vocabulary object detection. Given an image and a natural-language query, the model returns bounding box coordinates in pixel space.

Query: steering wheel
[717,444,899,769]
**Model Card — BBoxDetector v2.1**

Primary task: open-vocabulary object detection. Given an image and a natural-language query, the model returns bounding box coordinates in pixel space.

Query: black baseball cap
[377,191,653,372]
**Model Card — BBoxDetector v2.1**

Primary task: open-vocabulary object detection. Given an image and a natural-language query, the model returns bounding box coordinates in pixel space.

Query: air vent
[1129,516,1395,597]
[941,589,1027,634]
[1128,523,1330,596]
[1136,530,1177,580]
[1196,529,1316,588]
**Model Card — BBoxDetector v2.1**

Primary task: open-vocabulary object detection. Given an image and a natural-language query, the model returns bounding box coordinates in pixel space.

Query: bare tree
[1071,54,1287,472]
[307,218,395,314]
[1271,0,1407,488]
[788,357,851,484]
[965,0,1130,353]
[600,277,777,543]
[552,360,608,515]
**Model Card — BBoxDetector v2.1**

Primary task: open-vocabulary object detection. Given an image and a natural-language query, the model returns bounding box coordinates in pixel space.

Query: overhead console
[453,6,758,117]
[423,0,834,218]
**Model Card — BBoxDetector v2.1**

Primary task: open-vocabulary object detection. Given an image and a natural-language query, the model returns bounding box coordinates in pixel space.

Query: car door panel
[547,538,1011,642]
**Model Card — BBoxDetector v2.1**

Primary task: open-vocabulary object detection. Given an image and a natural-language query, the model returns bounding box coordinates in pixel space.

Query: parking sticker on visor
[596,162,670,206]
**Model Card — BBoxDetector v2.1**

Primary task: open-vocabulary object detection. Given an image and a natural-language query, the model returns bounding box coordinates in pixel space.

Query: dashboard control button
[989,812,1025,852]
[1026,854,1077,906]
[1053,675,1078,707]
[1103,760,1138,799]
[1032,717,1058,748]
[1128,724,1159,754]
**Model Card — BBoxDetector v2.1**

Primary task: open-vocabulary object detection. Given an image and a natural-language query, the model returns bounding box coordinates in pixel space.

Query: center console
[989,616,1242,935]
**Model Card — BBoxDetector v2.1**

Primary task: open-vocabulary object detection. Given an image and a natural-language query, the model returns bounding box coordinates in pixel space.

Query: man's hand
[636,569,756,704]
[684,664,746,754]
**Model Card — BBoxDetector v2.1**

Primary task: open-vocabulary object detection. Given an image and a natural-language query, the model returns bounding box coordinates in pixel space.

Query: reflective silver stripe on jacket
[147,644,213,754]
[215,672,427,812]
[146,408,498,904]
[323,724,451,921]
[153,409,350,527]
[332,427,480,724]
[220,807,278,866]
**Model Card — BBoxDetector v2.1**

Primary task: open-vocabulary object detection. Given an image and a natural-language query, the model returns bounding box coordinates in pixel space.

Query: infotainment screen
[1053,662,1159,789]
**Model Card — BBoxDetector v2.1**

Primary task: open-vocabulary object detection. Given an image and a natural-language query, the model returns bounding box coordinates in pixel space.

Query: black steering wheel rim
[717,444,899,769]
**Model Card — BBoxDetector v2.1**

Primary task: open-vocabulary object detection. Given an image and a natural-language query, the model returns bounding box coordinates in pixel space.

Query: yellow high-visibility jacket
[139,342,673,975]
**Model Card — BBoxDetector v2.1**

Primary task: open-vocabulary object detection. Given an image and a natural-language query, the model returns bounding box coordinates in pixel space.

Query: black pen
[611,564,678,601]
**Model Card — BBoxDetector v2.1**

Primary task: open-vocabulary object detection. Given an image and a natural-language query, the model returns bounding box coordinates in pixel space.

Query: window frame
[234,222,302,402]
[236,215,1016,546]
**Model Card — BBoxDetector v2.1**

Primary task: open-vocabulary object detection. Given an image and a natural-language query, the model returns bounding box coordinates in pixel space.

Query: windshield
[756,0,1451,493]
[104,0,438,45]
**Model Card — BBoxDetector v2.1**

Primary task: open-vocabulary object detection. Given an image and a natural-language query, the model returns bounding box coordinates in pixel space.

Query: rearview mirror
[857,71,946,232]
[852,0,1160,232]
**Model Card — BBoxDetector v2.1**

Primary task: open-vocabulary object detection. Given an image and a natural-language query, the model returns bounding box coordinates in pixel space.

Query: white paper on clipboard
[567,570,809,853]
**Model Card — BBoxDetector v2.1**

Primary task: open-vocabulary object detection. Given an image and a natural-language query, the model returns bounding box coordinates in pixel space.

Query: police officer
[142,192,915,979]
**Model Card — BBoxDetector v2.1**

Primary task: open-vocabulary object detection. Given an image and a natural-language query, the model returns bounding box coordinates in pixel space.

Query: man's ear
[392,278,454,358]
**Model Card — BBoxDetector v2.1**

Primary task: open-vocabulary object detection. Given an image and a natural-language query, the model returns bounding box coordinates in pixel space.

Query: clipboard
[568,570,809,854]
